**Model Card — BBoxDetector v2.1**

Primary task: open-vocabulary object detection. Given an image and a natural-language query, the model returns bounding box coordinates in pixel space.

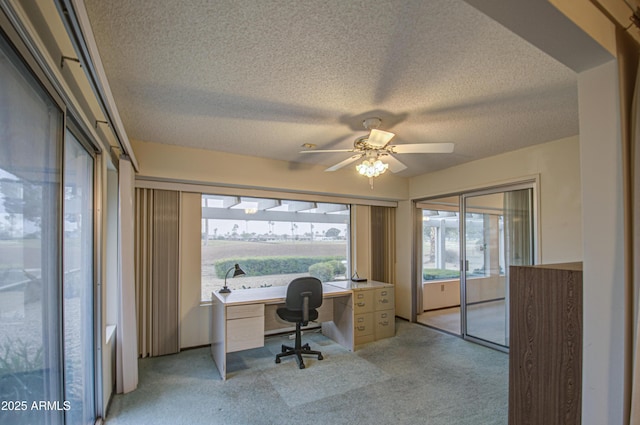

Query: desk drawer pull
[357,294,365,299]
[357,317,365,323]
[379,321,389,326]
[357,326,366,331]
[357,302,366,307]
[380,313,388,318]
[380,291,387,296]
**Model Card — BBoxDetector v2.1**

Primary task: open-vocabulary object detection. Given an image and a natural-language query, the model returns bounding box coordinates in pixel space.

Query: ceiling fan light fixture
[356,158,388,178]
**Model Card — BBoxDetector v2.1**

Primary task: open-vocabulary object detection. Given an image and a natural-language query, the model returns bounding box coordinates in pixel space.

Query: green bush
[213,256,345,278]
[423,268,460,281]
[327,260,346,276]
[309,262,335,282]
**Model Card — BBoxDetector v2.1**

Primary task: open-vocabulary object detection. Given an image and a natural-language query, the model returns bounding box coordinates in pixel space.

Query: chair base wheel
[275,345,323,370]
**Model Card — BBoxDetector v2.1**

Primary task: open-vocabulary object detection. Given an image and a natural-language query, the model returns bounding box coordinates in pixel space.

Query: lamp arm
[223,266,235,286]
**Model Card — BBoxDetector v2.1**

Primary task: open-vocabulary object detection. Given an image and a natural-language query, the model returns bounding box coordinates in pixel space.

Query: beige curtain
[504,189,533,267]
[617,27,640,425]
[116,157,138,393]
[370,206,396,283]
[135,188,180,357]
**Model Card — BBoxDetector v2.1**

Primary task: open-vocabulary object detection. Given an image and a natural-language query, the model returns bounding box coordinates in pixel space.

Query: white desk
[210,283,353,380]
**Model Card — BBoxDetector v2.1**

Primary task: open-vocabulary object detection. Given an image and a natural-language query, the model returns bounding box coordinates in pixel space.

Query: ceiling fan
[300,117,454,185]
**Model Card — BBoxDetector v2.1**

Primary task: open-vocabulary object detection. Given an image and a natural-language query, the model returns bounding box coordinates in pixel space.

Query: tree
[0,180,43,232]
[325,227,341,238]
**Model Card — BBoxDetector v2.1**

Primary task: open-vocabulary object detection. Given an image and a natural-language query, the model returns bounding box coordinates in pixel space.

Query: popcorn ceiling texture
[84,0,580,177]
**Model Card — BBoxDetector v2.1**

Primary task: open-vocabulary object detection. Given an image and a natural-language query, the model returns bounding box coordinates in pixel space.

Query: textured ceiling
[83,0,587,178]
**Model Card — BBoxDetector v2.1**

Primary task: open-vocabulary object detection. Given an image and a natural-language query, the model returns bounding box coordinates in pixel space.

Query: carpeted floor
[105,319,508,425]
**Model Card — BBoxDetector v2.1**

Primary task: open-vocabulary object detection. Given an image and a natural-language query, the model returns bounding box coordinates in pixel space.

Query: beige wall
[132,139,408,201]
[410,135,582,264]
[179,192,208,349]
[395,136,583,319]
[578,59,625,425]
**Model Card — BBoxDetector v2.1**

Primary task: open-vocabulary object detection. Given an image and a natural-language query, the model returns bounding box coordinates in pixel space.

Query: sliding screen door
[462,187,534,350]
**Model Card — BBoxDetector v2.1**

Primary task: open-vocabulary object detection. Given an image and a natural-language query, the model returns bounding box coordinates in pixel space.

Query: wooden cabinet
[508,262,582,425]
[352,282,395,346]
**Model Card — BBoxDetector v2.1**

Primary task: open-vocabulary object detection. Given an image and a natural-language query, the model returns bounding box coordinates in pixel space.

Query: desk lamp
[219,263,245,293]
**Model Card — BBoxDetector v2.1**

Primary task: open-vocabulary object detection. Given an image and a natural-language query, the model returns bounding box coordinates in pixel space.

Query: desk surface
[212,283,350,305]
[211,281,390,305]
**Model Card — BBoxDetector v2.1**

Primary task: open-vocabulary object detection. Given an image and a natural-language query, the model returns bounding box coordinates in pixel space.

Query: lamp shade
[231,264,245,278]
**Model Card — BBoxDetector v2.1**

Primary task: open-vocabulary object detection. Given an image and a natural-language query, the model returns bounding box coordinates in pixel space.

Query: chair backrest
[285,277,323,312]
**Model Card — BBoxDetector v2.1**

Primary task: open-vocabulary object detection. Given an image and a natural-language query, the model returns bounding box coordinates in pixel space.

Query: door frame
[412,176,540,351]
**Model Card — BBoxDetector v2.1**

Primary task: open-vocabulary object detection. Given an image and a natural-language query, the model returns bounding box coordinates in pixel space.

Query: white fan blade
[384,155,408,173]
[325,154,362,172]
[391,142,454,154]
[300,149,354,153]
[367,129,395,147]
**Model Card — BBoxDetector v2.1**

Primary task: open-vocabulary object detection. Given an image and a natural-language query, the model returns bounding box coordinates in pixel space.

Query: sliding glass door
[415,184,535,350]
[462,187,534,350]
[63,130,95,425]
[0,30,98,424]
[0,34,64,425]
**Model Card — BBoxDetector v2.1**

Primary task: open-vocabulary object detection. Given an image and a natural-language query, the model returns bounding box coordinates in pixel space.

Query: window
[201,195,350,301]
[0,34,63,424]
[419,198,504,281]
[422,210,461,281]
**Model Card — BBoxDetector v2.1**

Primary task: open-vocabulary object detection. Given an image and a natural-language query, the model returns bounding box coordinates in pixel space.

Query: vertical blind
[370,206,396,284]
[135,188,180,357]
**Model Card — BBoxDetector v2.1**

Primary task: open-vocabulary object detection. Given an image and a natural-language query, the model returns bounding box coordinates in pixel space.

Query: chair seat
[277,307,318,324]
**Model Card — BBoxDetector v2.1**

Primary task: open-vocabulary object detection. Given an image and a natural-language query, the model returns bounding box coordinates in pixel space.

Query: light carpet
[105,319,508,425]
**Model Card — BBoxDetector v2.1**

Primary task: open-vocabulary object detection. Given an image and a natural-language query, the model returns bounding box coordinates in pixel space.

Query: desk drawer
[375,288,394,311]
[354,312,373,337]
[375,310,395,339]
[353,290,374,314]
[227,316,264,353]
[227,303,264,320]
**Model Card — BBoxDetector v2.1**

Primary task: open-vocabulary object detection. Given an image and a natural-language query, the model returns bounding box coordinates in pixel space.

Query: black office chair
[275,277,324,369]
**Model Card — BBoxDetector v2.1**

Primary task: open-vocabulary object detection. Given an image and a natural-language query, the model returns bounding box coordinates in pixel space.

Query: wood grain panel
[508,263,582,425]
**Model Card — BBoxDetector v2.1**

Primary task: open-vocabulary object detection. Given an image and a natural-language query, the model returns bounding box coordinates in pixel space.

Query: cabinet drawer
[227,303,264,320]
[375,310,395,340]
[227,316,264,352]
[354,312,374,337]
[375,288,394,311]
[353,290,374,314]
[355,333,375,346]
